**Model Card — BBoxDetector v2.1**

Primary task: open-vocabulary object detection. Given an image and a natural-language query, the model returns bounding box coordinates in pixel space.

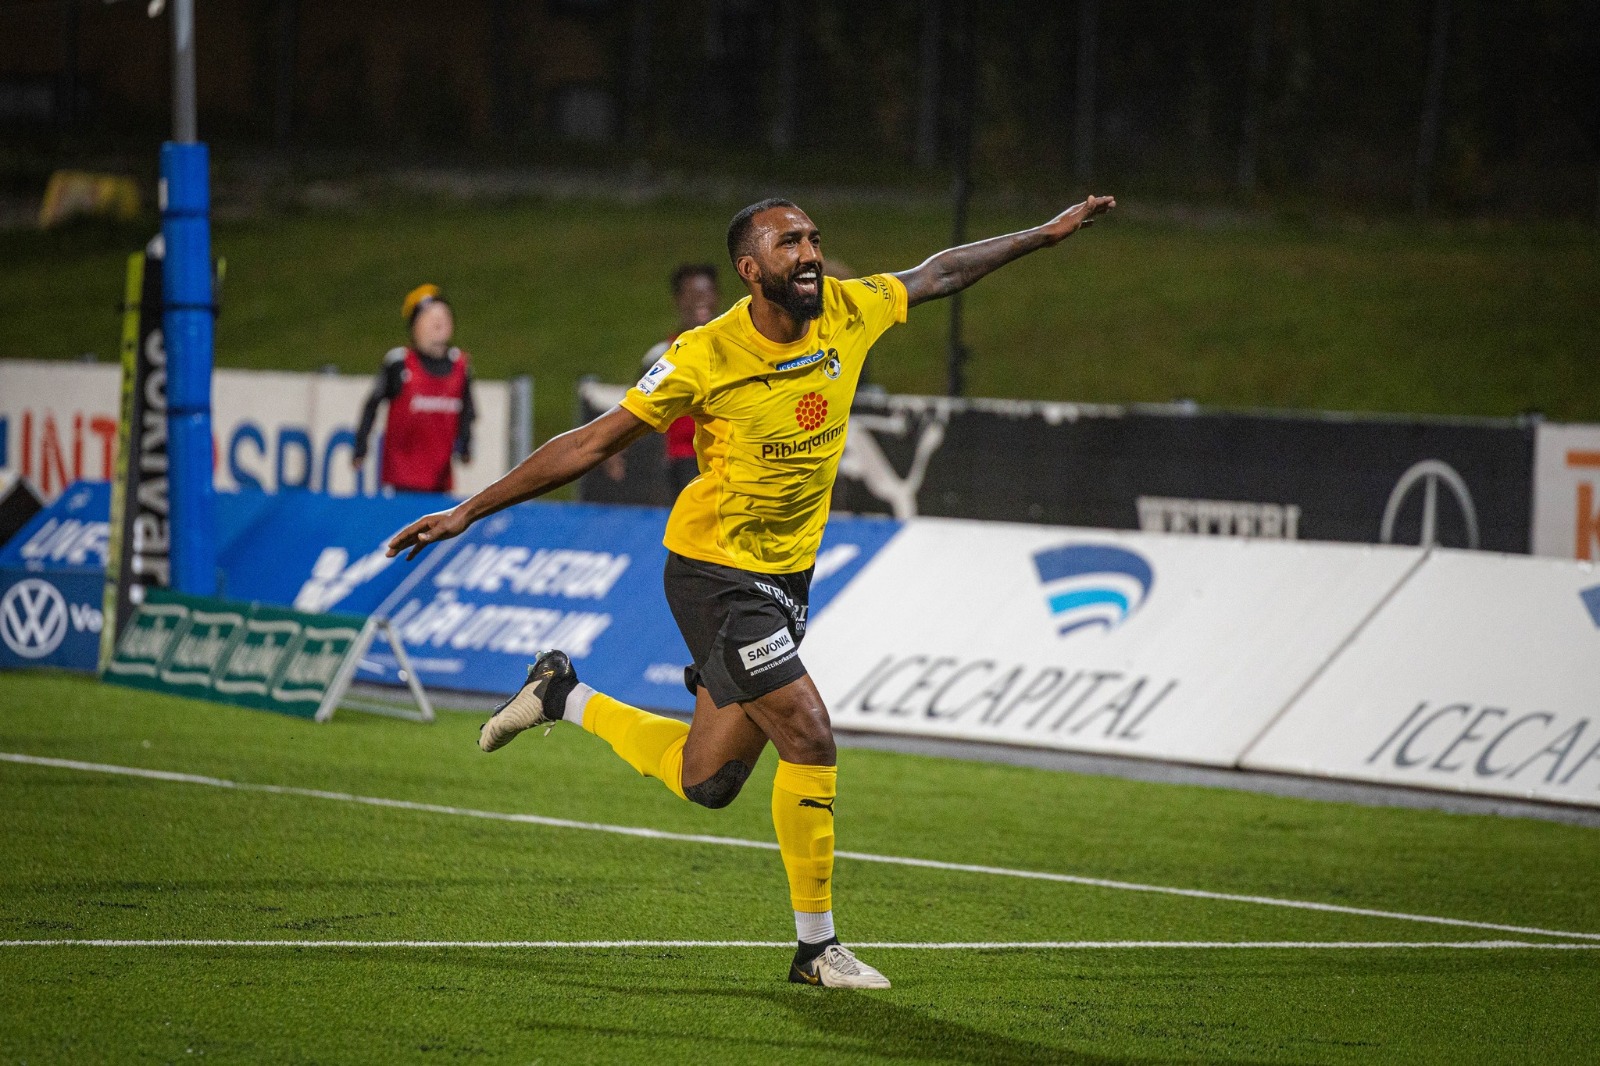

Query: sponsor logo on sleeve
[635,358,676,397]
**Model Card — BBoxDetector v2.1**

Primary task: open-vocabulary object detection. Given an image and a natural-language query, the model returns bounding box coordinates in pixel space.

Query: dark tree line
[6,0,1597,215]
[623,0,1598,214]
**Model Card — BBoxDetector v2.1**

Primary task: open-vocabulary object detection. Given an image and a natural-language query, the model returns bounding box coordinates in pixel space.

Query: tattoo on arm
[893,227,1053,307]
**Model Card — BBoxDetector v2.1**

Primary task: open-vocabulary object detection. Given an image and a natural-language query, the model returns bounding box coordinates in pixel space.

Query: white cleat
[789,943,891,989]
[479,650,575,753]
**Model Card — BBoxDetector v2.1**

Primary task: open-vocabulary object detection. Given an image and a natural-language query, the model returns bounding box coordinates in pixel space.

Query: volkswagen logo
[1380,459,1480,549]
[1,579,69,659]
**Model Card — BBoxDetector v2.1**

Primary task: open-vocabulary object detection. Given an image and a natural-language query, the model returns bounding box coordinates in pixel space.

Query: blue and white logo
[1581,585,1600,630]
[635,357,675,397]
[1,578,69,659]
[775,349,826,373]
[1032,543,1154,638]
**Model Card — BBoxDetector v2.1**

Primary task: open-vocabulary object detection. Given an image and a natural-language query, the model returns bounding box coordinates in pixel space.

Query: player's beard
[759,264,823,322]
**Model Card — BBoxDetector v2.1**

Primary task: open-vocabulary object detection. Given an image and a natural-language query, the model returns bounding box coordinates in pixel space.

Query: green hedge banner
[103,589,431,722]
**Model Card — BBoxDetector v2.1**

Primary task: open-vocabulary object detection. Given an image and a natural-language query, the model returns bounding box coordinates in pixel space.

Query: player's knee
[684,759,753,810]
[788,735,836,766]
[785,712,836,765]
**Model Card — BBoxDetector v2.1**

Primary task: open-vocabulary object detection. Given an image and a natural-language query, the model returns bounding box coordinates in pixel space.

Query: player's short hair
[670,263,718,294]
[726,198,799,267]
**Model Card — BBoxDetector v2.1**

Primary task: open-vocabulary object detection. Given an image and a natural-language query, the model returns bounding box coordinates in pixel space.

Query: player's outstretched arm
[893,194,1115,308]
[386,406,653,560]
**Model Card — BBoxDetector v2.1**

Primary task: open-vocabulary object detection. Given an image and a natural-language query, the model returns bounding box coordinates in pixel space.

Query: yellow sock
[580,691,688,800]
[771,761,837,914]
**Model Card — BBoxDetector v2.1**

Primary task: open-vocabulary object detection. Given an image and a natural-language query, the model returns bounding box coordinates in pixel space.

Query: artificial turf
[1,671,1596,1063]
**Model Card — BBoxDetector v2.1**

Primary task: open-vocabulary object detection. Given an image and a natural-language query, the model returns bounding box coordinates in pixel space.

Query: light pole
[945,0,974,398]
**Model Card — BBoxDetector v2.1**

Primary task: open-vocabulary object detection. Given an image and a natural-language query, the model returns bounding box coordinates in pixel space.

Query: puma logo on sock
[798,798,834,814]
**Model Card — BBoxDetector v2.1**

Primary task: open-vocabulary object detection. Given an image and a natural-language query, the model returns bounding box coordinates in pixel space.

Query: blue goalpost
[160,0,217,595]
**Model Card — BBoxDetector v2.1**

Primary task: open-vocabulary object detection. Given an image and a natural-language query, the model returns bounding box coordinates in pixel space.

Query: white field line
[5,750,1598,945]
[1,939,1597,951]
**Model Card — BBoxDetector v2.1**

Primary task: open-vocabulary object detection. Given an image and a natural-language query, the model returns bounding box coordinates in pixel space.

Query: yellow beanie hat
[402,283,444,322]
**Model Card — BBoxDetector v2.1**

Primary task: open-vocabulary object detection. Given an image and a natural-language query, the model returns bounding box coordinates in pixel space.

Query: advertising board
[802,517,1423,766]
[575,382,1538,553]
[217,489,458,612]
[0,482,110,672]
[0,474,43,551]
[830,394,1536,553]
[213,491,903,709]
[0,360,516,501]
[208,368,513,497]
[102,246,170,653]
[103,588,388,721]
[1242,549,1600,808]
[0,362,122,500]
[1531,422,1600,561]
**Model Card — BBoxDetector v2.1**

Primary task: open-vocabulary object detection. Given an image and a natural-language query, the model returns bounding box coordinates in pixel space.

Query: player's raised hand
[1041,195,1116,244]
[387,508,470,560]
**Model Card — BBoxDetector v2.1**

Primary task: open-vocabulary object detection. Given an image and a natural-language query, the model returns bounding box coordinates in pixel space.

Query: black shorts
[663,552,813,708]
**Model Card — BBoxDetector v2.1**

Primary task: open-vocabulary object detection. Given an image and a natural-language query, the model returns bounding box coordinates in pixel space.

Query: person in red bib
[640,264,722,493]
[354,284,478,494]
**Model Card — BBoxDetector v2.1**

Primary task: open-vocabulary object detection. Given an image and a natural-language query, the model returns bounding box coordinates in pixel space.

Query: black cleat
[478,650,578,752]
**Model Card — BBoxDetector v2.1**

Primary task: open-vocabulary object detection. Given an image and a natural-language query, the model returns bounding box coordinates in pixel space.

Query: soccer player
[386,194,1116,987]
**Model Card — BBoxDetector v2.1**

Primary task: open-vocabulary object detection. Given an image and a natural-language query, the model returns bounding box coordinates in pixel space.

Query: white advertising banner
[208,369,510,497]
[0,359,511,500]
[0,362,121,499]
[1531,422,1600,561]
[805,518,1422,766]
[1242,550,1600,807]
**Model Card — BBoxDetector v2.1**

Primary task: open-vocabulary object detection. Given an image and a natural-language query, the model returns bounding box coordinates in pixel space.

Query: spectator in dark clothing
[354,284,477,494]
[640,264,721,493]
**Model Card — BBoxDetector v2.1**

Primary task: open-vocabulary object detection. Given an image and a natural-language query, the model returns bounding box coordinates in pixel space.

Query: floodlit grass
[1,672,1597,1063]
[1,200,1595,449]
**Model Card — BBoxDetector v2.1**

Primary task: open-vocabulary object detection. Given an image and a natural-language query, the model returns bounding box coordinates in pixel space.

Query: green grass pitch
[2,671,1597,1063]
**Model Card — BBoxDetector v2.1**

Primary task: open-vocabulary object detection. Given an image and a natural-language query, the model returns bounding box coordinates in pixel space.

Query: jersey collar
[731,297,822,366]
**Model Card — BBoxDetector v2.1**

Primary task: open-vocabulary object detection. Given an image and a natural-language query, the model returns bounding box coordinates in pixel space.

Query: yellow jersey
[620,273,908,574]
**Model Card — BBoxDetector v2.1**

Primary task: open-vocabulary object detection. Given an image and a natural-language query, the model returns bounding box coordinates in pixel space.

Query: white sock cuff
[564,683,596,728]
[795,909,835,945]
